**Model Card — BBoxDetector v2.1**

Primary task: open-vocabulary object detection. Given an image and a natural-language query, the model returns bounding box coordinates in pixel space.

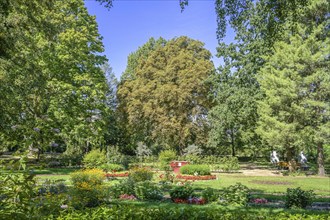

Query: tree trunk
[231,133,235,157]
[317,143,325,176]
[286,147,296,172]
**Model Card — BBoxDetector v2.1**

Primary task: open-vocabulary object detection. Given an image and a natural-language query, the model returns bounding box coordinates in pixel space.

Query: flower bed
[173,198,206,205]
[105,172,129,178]
[176,174,216,181]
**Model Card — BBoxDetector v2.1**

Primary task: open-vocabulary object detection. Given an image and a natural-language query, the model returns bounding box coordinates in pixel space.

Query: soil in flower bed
[250,180,292,185]
[176,174,216,181]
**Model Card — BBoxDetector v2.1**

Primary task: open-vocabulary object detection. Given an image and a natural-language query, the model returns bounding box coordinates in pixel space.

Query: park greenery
[0,0,329,219]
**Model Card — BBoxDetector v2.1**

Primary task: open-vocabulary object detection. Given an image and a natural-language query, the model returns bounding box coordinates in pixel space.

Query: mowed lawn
[32,168,330,197]
[193,174,330,196]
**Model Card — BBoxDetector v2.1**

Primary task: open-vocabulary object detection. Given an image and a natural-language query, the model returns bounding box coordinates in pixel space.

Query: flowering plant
[105,172,129,178]
[119,194,137,200]
[251,198,268,204]
[188,197,206,205]
[176,174,216,181]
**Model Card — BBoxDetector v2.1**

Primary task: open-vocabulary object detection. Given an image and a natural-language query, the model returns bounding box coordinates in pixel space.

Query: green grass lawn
[192,174,330,196]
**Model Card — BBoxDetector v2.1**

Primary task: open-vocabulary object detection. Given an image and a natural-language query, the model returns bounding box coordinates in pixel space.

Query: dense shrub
[37,179,67,195]
[134,181,163,201]
[202,187,219,203]
[0,169,37,219]
[219,183,250,206]
[285,187,315,209]
[98,163,124,172]
[53,205,330,220]
[220,156,240,172]
[180,164,211,175]
[129,167,153,182]
[170,184,194,200]
[159,150,177,170]
[109,178,136,199]
[59,153,83,166]
[83,149,107,168]
[70,168,106,208]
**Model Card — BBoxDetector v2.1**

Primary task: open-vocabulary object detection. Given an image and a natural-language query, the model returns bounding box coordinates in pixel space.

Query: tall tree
[0,0,109,156]
[257,0,329,175]
[117,36,214,152]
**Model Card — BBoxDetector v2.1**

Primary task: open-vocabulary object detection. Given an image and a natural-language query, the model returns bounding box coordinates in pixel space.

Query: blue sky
[84,0,234,79]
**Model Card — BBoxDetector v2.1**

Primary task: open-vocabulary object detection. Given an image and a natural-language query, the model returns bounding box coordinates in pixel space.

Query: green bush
[53,205,330,220]
[285,187,315,209]
[220,156,240,172]
[170,184,194,200]
[59,153,83,166]
[0,165,37,219]
[129,167,153,182]
[70,168,106,208]
[159,150,177,170]
[98,163,124,172]
[134,181,163,201]
[109,178,136,199]
[202,187,219,203]
[180,164,211,175]
[83,149,107,168]
[219,183,250,206]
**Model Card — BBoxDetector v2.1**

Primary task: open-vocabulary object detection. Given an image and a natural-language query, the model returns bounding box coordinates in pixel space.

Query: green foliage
[220,156,240,172]
[201,187,219,203]
[98,163,124,172]
[183,144,203,156]
[83,149,107,168]
[59,153,84,167]
[129,167,153,182]
[179,164,211,176]
[109,178,136,199]
[159,150,177,170]
[54,205,330,219]
[117,36,214,151]
[0,0,110,155]
[159,150,177,163]
[169,184,194,200]
[69,168,106,208]
[285,187,315,209]
[37,179,67,195]
[180,154,202,164]
[134,181,163,201]
[219,183,250,206]
[0,159,37,219]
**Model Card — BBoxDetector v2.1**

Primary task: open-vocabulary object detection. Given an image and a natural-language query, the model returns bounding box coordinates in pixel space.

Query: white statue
[300,151,307,164]
[270,151,279,164]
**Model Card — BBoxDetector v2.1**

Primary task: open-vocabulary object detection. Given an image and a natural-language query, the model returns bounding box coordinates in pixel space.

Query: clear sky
[84,0,234,79]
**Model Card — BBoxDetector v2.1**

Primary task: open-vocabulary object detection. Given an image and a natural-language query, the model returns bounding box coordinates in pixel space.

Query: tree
[257,0,329,175]
[0,0,109,156]
[117,36,214,152]
[208,1,272,157]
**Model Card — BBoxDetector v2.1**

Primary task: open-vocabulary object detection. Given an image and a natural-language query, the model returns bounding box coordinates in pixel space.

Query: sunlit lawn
[192,173,330,196]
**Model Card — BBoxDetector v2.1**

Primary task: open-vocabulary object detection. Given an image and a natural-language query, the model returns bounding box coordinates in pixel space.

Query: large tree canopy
[117,36,214,152]
[0,0,110,155]
[257,0,329,175]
